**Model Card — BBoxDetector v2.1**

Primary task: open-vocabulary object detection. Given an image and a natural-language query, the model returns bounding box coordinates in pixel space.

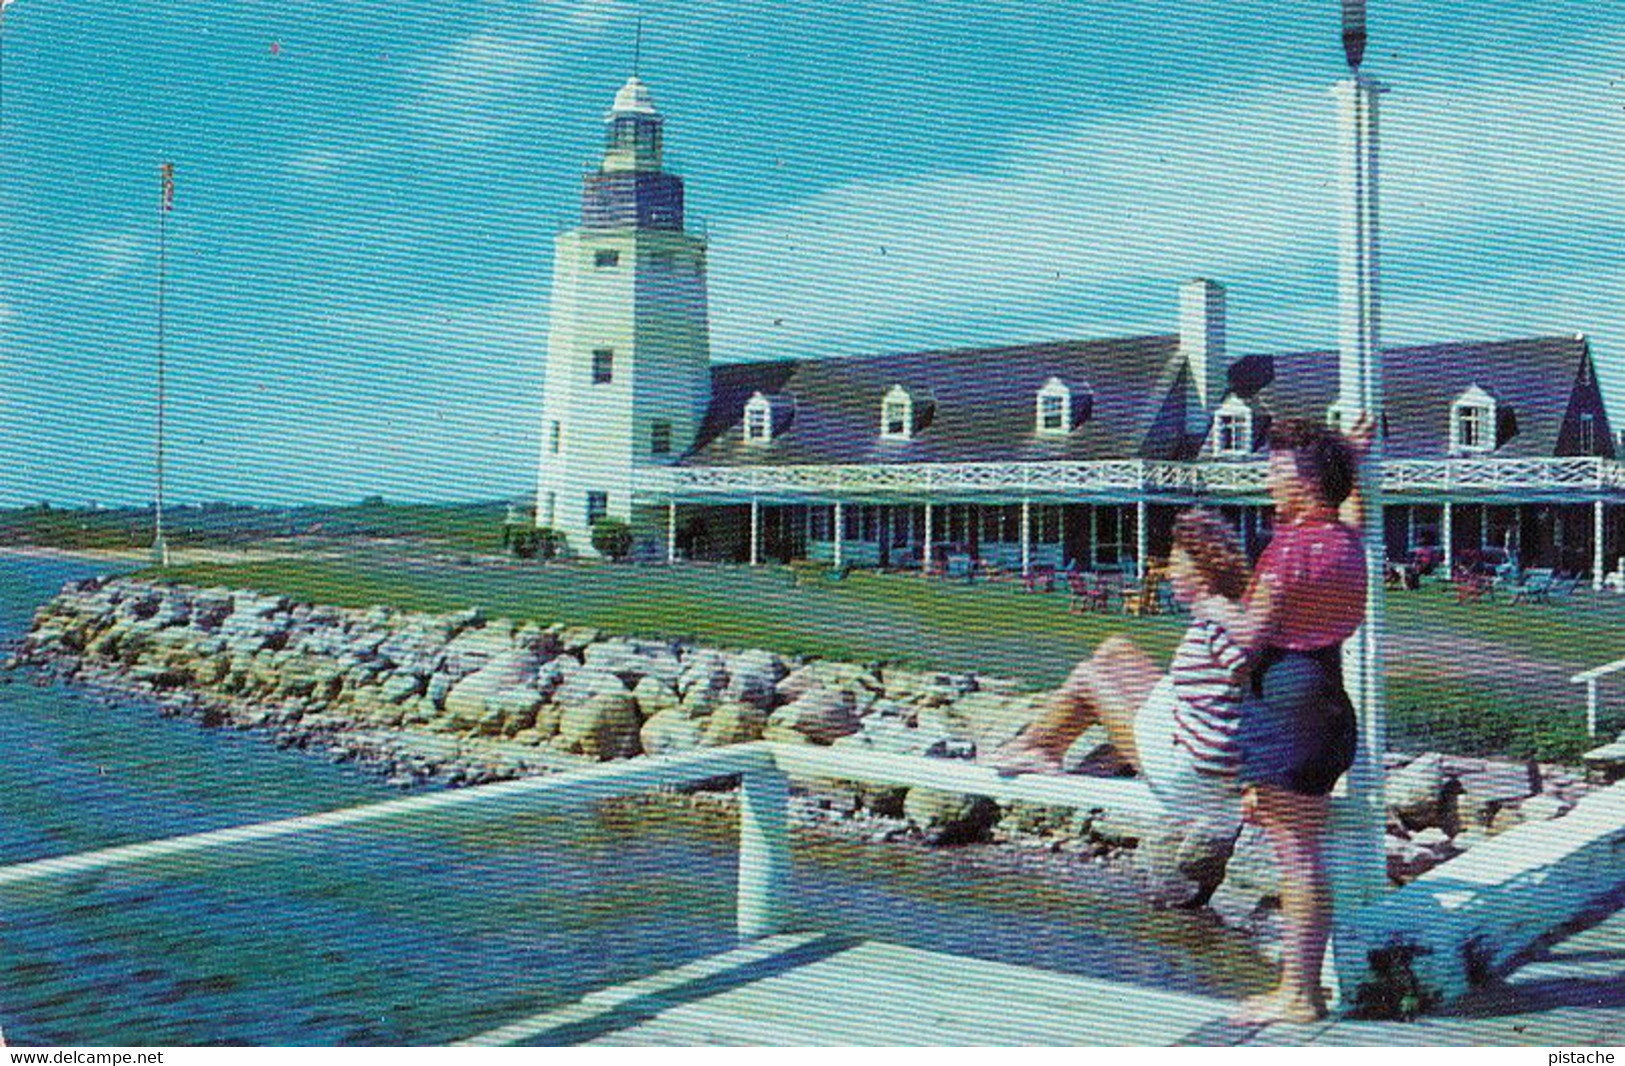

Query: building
[535,77,1625,582]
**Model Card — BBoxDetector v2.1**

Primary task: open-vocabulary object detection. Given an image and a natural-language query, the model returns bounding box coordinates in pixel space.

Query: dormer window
[1036,377,1073,435]
[744,392,772,445]
[881,385,914,441]
[1212,396,1253,457]
[1451,385,1496,454]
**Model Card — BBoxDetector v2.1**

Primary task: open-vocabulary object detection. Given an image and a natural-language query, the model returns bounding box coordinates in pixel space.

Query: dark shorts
[1236,645,1358,796]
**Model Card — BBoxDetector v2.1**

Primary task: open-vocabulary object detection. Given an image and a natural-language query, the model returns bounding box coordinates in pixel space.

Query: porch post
[923,501,934,575]
[749,498,761,567]
[1595,499,1606,590]
[1090,505,1099,569]
[667,498,677,565]
[833,501,844,569]
[1020,499,1032,577]
[1135,499,1148,578]
[1405,504,1415,557]
[1442,501,1453,575]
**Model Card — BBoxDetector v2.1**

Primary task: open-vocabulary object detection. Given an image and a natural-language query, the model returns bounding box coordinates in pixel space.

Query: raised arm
[1339,413,1377,528]
[1230,568,1283,653]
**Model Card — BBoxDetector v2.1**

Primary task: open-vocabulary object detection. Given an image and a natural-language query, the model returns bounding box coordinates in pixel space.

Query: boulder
[553,668,631,709]
[1136,820,1241,908]
[439,625,517,677]
[1207,824,1282,926]
[902,788,999,845]
[672,647,723,692]
[703,701,768,747]
[956,692,1047,755]
[724,649,788,708]
[766,689,862,745]
[775,661,881,704]
[1518,793,1572,822]
[585,639,683,688]
[443,651,539,731]
[487,687,543,735]
[558,691,643,760]
[379,672,425,705]
[632,676,680,719]
[556,625,604,656]
[1386,752,1455,831]
[1386,832,1444,884]
[1454,760,1539,827]
[640,709,706,756]
[533,657,577,703]
[425,671,454,711]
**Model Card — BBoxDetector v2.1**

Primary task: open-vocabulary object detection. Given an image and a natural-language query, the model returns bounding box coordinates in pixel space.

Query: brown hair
[1267,418,1357,506]
[1171,507,1249,601]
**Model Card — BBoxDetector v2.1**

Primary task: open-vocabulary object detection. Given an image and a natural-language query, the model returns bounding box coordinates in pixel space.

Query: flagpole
[154,163,171,567]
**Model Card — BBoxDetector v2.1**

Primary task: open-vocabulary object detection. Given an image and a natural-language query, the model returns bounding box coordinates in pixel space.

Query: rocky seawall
[6,576,1596,932]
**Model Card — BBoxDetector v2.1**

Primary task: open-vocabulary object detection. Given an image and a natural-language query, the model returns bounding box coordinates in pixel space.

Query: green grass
[149,555,1182,689]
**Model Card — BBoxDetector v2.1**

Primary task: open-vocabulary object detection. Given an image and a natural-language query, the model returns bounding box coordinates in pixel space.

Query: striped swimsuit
[1167,617,1249,782]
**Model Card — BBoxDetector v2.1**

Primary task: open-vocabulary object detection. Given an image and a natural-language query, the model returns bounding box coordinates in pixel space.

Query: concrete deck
[459,908,1625,1046]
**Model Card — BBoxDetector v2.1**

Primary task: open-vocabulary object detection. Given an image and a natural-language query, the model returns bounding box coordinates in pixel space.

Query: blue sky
[0,0,1620,506]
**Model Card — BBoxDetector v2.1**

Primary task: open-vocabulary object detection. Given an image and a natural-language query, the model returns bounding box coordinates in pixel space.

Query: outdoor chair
[1023,564,1056,593]
[945,554,977,582]
[1067,571,1110,613]
[1121,568,1164,616]
[1509,567,1555,605]
[1547,572,1582,602]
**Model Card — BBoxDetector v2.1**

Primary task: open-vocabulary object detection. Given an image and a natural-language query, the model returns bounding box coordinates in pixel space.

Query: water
[0,555,1266,1045]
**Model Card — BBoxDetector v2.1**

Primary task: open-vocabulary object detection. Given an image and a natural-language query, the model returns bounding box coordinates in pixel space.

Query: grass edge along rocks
[8,576,1599,930]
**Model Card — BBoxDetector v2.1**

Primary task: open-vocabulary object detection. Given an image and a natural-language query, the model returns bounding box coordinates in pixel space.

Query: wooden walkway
[460,908,1625,1047]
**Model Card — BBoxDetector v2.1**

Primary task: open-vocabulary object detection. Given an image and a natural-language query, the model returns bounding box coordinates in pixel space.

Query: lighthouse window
[592,348,615,385]
[594,249,620,269]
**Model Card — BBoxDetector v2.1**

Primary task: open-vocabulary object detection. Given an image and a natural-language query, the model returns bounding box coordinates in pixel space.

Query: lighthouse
[534,76,712,557]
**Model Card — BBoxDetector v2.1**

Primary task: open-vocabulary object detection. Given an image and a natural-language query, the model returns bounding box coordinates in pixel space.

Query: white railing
[638,457,1623,500]
[1570,658,1625,738]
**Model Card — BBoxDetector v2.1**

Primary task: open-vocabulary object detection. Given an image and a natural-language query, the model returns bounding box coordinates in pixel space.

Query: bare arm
[1229,570,1282,653]
[1340,413,1377,528]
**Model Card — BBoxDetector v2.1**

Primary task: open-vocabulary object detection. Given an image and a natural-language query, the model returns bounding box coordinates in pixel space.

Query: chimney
[1180,278,1228,411]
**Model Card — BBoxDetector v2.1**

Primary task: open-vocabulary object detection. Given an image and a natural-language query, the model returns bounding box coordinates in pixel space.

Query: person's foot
[1230,989,1327,1026]
[984,740,1063,777]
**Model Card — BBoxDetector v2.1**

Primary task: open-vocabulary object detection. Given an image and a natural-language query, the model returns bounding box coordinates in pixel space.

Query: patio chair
[1122,568,1164,616]
[1067,571,1110,613]
[1023,564,1056,593]
[1547,572,1582,602]
[945,554,977,582]
[1509,567,1555,605]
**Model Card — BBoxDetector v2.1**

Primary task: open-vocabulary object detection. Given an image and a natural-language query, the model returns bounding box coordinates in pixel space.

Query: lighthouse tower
[535,76,711,557]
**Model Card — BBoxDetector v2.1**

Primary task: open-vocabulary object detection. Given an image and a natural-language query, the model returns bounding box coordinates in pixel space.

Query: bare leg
[1238,785,1332,1024]
[992,636,1160,772]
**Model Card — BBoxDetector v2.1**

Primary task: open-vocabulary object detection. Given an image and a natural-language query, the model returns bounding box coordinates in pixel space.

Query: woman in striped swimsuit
[989,508,1252,829]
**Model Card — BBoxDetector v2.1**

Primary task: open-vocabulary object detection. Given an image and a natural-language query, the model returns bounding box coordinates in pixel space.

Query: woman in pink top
[1231,416,1370,1025]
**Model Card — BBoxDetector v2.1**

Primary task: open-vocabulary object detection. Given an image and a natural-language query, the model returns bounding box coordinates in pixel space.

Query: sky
[0,0,1620,506]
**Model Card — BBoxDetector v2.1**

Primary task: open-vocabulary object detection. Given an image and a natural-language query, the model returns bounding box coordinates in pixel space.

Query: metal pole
[922,500,933,575]
[153,163,170,567]
[749,497,760,566]
[1020,499,1031,577]
[1595,499,1605,590]
[832,501,843,569]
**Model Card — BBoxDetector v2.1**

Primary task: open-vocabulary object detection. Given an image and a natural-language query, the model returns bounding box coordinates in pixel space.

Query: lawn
[143,550,1624,763]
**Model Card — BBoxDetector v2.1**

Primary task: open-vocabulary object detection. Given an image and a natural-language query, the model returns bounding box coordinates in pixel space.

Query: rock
[425,671,454,711]
[703,701,767,746]
[556,626,604,656]
[1411,826,1454,852]
[1386,833,1444,884]
[558,691,643,760]
[640,709,706,756]
[1207,824,1282,927]
[632,676,680,719]
[379,672,425,705]
[1487,803,1527,836]
[902,788,998,845]
[767,689,862,745]
[724,649,787,708]
[857,716,940,757]
[488,687,543,735]
[775,661,881,704]
[1454,760,1539,827]
[585,639,682,688]
[1386,752,1457,832]
[439,625,516,677]
[443,651,539,731]
[676,649,730,699]
[1137,820,1240,908]
[553,668,631,709]
[533,657,577,703]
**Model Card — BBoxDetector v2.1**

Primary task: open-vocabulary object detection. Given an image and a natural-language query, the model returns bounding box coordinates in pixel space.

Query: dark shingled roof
[684,333,1597,466]
[1231,335,1593,459]
[686,336,1193,466]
